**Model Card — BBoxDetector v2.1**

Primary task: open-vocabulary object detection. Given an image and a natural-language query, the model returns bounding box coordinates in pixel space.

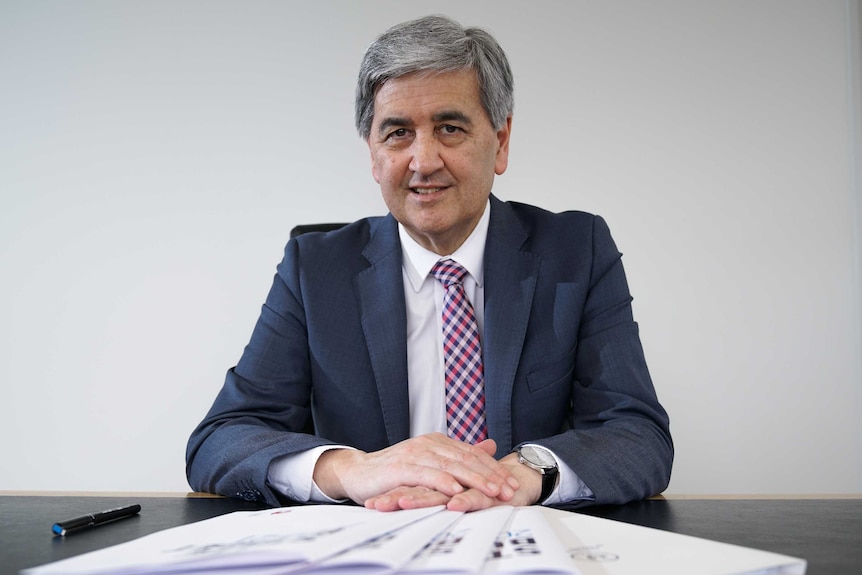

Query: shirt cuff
[521,443,595,506]
[267,445,354,503]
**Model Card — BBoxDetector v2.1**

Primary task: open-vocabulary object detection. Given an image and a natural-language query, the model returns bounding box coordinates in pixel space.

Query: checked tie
[431,258,488,444]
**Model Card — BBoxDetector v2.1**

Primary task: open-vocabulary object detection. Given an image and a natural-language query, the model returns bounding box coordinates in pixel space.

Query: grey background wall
[2,0,860,495]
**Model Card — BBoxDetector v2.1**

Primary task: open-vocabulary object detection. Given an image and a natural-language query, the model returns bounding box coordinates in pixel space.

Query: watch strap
[538,467,558,503]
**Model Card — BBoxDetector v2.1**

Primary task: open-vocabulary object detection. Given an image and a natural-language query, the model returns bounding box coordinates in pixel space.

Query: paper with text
[23,505,443,575]
[481,507,576,574]
[309,508,463,574]
[23,504,808,575]
[539,507,807,575]
[403,506,514,574]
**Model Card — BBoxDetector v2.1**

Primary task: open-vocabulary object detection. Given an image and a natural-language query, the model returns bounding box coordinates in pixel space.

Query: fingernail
[507,476,520,489]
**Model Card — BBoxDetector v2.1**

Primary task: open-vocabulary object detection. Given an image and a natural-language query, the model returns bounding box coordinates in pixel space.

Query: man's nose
[408,133,444,175]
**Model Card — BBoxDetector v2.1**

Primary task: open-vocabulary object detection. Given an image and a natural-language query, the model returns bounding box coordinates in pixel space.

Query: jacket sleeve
[185,238,336,506]
[533,215,673,507]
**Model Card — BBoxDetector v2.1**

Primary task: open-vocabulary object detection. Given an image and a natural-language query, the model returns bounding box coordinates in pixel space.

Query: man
[186,15,672,511]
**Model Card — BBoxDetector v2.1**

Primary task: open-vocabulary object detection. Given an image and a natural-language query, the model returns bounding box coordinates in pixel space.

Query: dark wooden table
[1,493,859,574]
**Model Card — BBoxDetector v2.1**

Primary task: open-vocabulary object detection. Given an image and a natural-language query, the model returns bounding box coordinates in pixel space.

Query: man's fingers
[445,488,498,512]
[423,438,516,499]
[475,438,498,455]
[365,486,451,511]
[365,434,506,497]
[324,433,521,508]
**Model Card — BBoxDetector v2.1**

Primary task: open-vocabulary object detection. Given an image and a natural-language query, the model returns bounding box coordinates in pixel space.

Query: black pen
[51,504,142,536]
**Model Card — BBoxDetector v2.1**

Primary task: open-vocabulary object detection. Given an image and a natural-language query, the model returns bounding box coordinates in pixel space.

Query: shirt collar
[399,199,490,293]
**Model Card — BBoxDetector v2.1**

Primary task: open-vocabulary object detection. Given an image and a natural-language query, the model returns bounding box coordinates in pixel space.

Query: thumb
[475,438,498,456]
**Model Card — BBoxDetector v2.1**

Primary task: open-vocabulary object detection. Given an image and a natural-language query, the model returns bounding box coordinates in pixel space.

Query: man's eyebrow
[432,110,473,126]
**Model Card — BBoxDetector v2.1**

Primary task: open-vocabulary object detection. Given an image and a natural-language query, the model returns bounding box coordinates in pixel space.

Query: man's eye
[440,125,461,134]
[388,128,409,139]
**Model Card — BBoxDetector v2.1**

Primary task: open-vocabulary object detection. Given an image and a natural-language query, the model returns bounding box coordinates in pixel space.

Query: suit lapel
[354,215,411,445]
[483,197,539,455]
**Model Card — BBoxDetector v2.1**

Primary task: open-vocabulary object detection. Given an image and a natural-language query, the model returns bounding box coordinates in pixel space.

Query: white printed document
[539,507,807,575]
[480,506,574,574]
[23,504,807,575]
[23,505,442,575]
[310,508,463,574]
[403,506,513,574]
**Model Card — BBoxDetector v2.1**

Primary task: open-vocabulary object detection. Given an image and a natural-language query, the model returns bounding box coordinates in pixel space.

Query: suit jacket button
[238,489,261,501]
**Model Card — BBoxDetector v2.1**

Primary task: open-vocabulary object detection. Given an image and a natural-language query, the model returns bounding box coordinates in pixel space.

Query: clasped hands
[312,432,542,512]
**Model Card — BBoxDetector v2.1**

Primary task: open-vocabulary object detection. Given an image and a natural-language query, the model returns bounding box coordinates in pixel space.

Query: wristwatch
[515,444,559,504]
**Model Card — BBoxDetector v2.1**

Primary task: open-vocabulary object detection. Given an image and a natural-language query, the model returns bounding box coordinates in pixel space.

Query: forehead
[371,69,486,125]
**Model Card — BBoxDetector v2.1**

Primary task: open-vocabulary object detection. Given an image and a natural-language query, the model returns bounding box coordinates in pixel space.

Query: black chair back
[289,223,348,239]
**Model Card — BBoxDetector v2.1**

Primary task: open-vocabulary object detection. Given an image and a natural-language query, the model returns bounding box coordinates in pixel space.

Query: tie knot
[431,259,468,287]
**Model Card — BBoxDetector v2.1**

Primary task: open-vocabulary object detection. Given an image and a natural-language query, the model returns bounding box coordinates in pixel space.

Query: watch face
[520,445,556,468]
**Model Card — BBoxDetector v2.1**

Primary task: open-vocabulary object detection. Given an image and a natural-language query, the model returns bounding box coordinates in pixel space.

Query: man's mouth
[411,187,446,194]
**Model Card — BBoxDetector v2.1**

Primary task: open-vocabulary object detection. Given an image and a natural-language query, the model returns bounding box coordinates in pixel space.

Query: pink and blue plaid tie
[431,259,488,444]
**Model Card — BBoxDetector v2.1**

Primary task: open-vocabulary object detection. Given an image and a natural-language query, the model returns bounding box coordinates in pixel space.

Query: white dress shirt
[268,201,593,504]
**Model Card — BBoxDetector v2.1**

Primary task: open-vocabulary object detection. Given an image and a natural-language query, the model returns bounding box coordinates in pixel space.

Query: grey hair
[355,15,514,140]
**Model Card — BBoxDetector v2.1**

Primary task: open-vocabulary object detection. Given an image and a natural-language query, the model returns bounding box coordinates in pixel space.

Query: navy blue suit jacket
[186,196,673,507]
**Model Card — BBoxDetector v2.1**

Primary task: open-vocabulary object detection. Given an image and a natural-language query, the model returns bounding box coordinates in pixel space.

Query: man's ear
[494,116,512,175]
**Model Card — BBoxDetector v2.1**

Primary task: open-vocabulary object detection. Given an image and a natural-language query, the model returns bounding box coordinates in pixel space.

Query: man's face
[367,69,511,255]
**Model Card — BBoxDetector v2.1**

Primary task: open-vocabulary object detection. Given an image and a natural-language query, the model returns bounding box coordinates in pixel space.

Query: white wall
[1,0,859,495]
